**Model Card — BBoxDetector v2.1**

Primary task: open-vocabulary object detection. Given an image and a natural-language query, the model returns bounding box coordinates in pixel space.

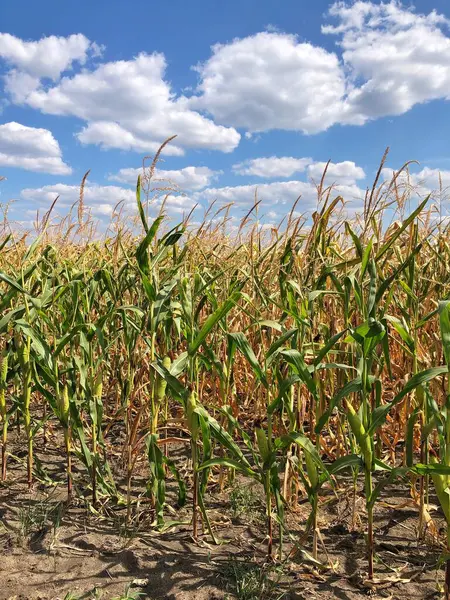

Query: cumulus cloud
[0,32,97,79]
[191,2,450,134]
[1,43,240,155]
[0,121,72,175]
[414,167,450,192]
[0,33,101,102]
[191,31,346,134]
[380,164,450,223]
[191,179,365,220]
[3,2,450,159]
[20,183,135,208]
[20,182,198,219]
[323,1,450,124]
[232,156,366,183]
[109,165,220,190]
[18,170,368,228]
[307,160,366,185]
[233,156,312,178]
[382,166,450,197]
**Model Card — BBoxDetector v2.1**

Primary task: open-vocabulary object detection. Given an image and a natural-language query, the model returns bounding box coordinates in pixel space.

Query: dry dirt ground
[0,436,447,600]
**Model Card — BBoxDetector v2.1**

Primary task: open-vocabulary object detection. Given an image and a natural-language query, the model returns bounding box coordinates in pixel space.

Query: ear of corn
[0,351,8,416]
[93,371,103,400]
[156,356,171,400]
[304,448,318,489]
[255,427,270,463]
[58,384,70,427]
[0,350,8,481]
[345,399,373,470]
[430,456,450,522]
[186,390,199,441]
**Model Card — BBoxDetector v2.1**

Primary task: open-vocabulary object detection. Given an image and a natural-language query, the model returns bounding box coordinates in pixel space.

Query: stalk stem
[192,440,198,539]
[365,467,374,580]
[266,470,273,560]
[312,495,318,560]
[1,425,6,481]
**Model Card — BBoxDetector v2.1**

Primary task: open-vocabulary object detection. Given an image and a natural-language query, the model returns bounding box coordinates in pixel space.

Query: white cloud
[20,182,198,219]
[307,160,366,185]
[323,1,450,124]
[109,165,220,190]
[17,172,368,228]
[415,167,450,192]
[91,203,115,217]
[191,31,346,134]
[193,180,316,209]
[0,121,71,175]
[381,165,450,221]
[3,71,40,104]
[233,156,312,178]
[191,179,365,219]
[382,166,450,196]
[4,2,450,156]
[0,33,101,102]
[232,156,366,183]
[192,3,450,134]
[158,194,198,214]
[0,32,96,79]
[21,183,135,208]
[5,48,240,155]
[75,121,183,156]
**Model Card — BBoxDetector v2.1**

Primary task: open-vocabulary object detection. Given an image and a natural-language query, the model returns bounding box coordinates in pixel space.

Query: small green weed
[229,483,264,525]
[18,498,60,538]
[220,558,287,600]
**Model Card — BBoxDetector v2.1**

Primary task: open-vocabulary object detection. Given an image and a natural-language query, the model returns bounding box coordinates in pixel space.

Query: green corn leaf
[313,329,347,366]
[136,174,148,233]
[0,307,26,334]
[194,405,253,470]
[265,328,297,365]
[146,434,166,527]
[406,407,420,467]
[384,315,415,352]
[393,366,448,407]
[368,367,448,434]
[315,377,362,433]
[0,263,38,312]
[281,349,318,398]
[375,243,423,305]
[255,320,283,332]
[413,462,450,476]
[188,289,242,356]
[328,454,362,475]
[151,361,187,402]
[278,431,329,478]
[0,233,11,252]
[255,427,270,462]
[135,214,165,276]
[439,300,450,369]
[228,331,268,387]
[345,221,363,258]
[0,272,29,295]
[15,320,53,370]
[197,457,258,479]
[361,237,374,278]
[268,375,301,415]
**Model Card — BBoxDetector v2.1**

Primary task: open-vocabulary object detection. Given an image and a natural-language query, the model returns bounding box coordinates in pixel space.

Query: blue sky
[1,0,450,231]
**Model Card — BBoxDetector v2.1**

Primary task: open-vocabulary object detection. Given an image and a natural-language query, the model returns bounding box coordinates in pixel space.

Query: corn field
[3,150,450,598]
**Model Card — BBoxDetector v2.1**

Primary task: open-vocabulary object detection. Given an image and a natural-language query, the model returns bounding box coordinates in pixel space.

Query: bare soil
[0,433,446,600]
